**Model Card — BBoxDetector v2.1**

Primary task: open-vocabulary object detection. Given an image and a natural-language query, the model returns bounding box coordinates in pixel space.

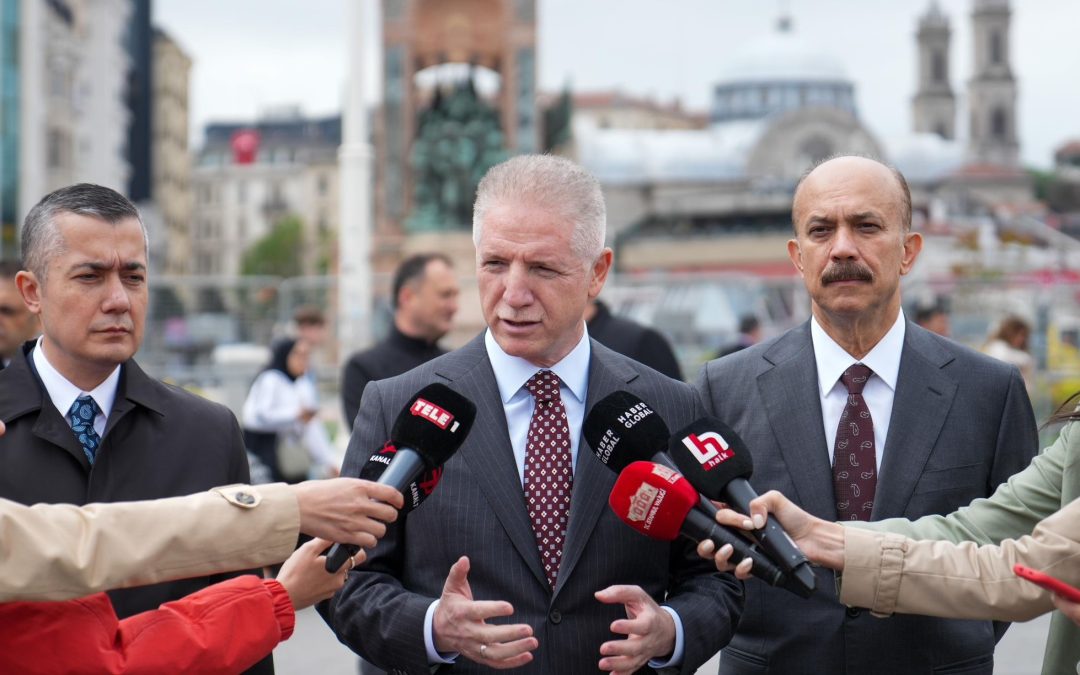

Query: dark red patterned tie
[832,364,877,521]
[524,370,573,589]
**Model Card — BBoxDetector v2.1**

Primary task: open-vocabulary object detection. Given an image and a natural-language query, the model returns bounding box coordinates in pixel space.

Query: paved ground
[275,607,1052,674]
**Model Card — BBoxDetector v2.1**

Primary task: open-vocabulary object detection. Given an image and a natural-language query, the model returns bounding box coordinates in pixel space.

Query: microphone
[358,440,444,514]
[325,383,477,572]
[583,391,675,474]
[609,461,786,587]
[668,417,817,598]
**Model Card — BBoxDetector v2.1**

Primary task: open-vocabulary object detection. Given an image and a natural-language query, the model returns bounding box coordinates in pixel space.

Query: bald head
[793,156,911,233]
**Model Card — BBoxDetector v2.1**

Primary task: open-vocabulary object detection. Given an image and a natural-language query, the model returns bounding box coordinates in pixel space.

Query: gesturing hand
[594,584,676,674]
[432,557,538,669]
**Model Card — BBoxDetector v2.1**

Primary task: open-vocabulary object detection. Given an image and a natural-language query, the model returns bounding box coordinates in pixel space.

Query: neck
[813,304,899,360]
[393,316,435,344]
[40,338,113,392]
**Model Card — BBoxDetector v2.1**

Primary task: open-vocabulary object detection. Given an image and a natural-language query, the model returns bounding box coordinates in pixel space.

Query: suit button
[234,491,256,505]
[846,607,861,619]
[549,610,562,624]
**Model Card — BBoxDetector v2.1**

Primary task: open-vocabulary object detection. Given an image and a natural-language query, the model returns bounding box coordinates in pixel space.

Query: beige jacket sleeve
[0,483,300,602]
[840,497,1080,622]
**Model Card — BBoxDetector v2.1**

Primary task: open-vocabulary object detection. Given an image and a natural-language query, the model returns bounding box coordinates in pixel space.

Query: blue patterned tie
[67,395,102,464]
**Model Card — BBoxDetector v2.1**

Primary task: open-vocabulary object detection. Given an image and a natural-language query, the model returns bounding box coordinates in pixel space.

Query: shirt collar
[32,336,121,418]
[484,327,591,405]
[810,310,906,396]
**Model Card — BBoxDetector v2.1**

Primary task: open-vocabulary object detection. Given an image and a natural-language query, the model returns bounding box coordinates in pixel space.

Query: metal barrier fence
[139,273,1080,438]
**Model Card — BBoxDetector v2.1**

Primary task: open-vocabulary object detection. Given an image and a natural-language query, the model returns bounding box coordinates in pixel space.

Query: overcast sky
[156,0,1080,169]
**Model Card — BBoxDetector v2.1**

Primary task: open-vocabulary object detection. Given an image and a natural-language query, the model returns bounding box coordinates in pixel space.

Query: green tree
[242,216,304,277]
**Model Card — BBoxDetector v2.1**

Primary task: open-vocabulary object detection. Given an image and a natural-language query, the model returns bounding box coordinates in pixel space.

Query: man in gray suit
[697,156,1038,674]
[328,155,742,674]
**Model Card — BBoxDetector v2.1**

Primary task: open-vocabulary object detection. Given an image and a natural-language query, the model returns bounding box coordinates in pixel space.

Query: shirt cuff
[647,605,685,669]
[424,599,459,664]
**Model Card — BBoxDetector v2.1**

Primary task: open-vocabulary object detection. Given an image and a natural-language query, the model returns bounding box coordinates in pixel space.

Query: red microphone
[609,461,787,587]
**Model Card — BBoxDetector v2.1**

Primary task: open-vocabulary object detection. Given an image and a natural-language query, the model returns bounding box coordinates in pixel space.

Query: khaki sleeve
[839,498,1080,622]
[0,483,300,602]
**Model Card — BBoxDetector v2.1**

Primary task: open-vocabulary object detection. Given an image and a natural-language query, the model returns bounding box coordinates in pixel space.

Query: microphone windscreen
[359,440,444,513]
[608,460,698,541]
[668,417,754,500]
[390,383,477,466]
[584,391,670,474]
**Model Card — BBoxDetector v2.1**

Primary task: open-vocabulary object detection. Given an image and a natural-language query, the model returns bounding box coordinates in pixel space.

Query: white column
[337,0,376,358]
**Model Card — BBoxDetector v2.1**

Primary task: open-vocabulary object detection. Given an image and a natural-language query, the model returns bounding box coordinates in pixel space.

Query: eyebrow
[68,261,147,274]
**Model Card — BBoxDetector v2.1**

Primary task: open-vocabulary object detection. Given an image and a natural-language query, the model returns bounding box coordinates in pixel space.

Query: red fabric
[0,575,294,674]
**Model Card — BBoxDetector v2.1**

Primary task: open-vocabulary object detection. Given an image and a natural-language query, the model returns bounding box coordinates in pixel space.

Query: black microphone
[325,383,477,572]
[668,417,817,598]
[609,461,787,588]
[358,440,444,514]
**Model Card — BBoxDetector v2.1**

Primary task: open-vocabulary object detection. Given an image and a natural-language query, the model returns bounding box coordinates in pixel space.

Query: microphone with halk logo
[324,383,476,573]
[669,417,817,598]
[608,461,786,587]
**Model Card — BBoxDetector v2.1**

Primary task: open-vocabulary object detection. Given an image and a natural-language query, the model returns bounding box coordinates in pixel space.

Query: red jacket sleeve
[0,575,295,674]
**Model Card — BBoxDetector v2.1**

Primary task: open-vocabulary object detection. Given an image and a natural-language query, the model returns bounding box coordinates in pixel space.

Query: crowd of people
[0,153,1077,675]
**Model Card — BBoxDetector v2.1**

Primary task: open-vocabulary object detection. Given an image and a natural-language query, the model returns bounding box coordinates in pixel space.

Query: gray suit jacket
[327,335,743,675]
[697,320,1038,675]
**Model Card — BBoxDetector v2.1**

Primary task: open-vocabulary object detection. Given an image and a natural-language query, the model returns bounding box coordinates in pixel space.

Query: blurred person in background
[341,253,459,430]
[983,314,1035,386]
[914,303,950,337]
[0,260,39,369]
[584,298,683,379]
[243,337,339,482]
[716,313,763,358]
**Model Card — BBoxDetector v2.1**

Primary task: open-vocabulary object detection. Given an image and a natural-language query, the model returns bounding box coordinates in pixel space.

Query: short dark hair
[391,253,452,309]
[292,305,326,326]
[738,314,760,335]
[0,260,22,280]
[22,183,145,280]
[914,305,946,326]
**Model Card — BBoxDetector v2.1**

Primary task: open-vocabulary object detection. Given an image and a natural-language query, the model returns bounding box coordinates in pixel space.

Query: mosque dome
[712,16,857,124]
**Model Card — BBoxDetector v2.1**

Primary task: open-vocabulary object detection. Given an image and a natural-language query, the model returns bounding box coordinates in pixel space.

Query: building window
[990,31,1002,65]
[991,107,1007,139]
[931,49,946,84]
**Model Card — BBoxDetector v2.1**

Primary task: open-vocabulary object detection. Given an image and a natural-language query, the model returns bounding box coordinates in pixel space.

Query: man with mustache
[695,156,1038,674]
[0,184,274,673]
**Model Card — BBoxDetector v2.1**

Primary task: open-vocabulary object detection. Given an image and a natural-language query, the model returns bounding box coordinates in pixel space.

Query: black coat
[0,342,272,673]
[587,301,683,380]
[341,326,447,430]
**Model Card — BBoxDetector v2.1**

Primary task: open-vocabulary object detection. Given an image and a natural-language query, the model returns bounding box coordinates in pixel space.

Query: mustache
[821,261,873,285]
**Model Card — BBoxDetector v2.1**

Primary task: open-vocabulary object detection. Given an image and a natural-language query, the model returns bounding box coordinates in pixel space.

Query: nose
[502,264,534,309]
[831,225,859,260]
[100,274,132,314]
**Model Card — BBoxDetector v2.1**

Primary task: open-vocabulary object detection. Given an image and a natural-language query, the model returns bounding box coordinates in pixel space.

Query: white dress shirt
[32,337,119,439]
[424,328,684,669]
[811,311,906,470]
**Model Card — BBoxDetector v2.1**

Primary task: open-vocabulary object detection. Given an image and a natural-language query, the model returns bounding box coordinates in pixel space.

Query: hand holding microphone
[608,461,787,587]
[669,417,817,597]
[324,383,476,572]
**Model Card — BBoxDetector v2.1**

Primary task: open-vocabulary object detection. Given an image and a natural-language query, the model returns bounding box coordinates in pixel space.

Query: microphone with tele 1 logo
[325,383,476,572]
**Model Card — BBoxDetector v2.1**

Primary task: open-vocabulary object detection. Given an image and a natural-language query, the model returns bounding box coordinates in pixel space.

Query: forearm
[0,484,299,601]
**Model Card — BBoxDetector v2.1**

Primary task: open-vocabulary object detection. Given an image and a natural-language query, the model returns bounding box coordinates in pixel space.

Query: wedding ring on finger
[347,555,356,571]
[479,644,488,658]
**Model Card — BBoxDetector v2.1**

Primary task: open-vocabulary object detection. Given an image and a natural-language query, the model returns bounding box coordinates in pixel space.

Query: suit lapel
[553,342,635,598]
[445,337,550,590]
[756,324,839,520]
[873,324,957,518]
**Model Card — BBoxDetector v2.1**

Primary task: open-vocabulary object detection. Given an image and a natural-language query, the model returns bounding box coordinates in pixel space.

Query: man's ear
[15,271,43,315]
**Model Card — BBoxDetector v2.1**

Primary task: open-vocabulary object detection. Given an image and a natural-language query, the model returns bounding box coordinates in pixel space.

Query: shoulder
[141,376,239,428]
[907,324,1021,382]
[593,340,695,399]
[703,325,803,378]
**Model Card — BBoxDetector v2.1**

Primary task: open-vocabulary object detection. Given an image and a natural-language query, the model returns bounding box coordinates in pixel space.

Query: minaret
[967,0,1019,166]
[912,1,956,139]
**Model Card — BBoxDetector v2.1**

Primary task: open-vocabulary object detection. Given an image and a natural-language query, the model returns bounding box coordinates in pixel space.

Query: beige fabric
[0,483,299,601]
[841,496,1080,622]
